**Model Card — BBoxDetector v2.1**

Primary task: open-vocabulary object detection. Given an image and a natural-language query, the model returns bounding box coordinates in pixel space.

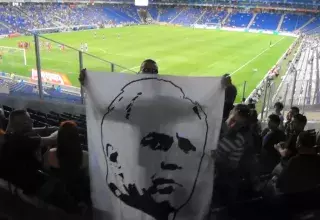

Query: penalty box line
[230,37,285,76]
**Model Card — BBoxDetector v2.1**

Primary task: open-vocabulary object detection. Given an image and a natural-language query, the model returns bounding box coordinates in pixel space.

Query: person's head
[226,104,250,128]
[139,59,158,74]
[292,114,307,133]
[268,114,281,130]
[222,73,232,86]
[296,131,316,149]
[249,109,258,124]
[57,121,82,173]
[287,106,300,121]
[100,78,208,218]
[274,102,284,113]
[7,109,33,134]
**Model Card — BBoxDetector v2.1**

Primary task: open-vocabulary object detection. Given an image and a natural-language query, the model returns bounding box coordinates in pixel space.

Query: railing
[0,33,137,105]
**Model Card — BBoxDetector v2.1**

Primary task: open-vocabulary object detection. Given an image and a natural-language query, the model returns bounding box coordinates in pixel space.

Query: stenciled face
[100,78,208,219]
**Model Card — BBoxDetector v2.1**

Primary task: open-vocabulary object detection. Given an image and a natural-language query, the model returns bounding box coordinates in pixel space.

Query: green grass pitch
[0,25,295,102]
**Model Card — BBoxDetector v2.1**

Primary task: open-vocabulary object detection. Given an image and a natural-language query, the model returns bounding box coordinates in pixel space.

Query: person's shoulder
[286,154,303,167]
[15,134,41,148]
[276,129,286,136]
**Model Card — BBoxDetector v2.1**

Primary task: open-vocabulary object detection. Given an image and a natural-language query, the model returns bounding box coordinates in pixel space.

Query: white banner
[86,72,225,220]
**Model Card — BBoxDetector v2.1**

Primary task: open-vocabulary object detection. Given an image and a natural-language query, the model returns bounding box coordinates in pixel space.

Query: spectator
[43,121,90,205]
[222,74,237,120]
[283,113,307,156]
[213,104,250,205]
[79,59,159,86]
[44,121,87,177]
[249,109,262,152]
[284,106,299,135]
[247,98,256,110]
[0,110,57,194]
[215,104,250,170]
[0,108,6,131]
[274,102,284,129]
[238,109,261,189]
[275,131,320,194]
[260,114,286,174]
[273,114,308,176]
[138,59,158,74]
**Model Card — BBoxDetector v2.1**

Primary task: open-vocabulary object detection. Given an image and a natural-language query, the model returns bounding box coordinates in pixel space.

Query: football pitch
[0,25,295,101]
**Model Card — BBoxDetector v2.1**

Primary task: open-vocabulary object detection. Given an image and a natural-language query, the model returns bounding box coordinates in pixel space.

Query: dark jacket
[276,154,320,194]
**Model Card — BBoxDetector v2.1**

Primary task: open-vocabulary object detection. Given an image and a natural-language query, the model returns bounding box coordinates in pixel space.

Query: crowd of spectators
[0,3,139,34]
[1,3,318,36]
[0,109,90,213]
[0,59,319,219]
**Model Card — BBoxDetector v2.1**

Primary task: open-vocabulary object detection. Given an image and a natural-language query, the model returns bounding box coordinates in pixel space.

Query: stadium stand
[271,36,320,123]
[250,13,282,31]
[1,1,320,219]
[302,17,320,34]
[226,12,253,28]
[0,25,9,35]
[147,5,159,21]
[0,4,319,34]
[280,14,314,32]
[158,6,180,23]
[0,73,81,104]
[1,87,320,219]
[197,9,227,24]
[172,7,203,25]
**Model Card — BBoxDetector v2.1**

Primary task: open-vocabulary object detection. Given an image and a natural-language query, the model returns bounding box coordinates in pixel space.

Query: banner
[31,69,71,85]
[85,72,225,220]
[8,33,21,38]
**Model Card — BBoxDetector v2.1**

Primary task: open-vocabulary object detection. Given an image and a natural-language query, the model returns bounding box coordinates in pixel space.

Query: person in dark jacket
[284,106,299,135]
[276,131,320,194]
[260,114,286,174]
[222,74,237,120]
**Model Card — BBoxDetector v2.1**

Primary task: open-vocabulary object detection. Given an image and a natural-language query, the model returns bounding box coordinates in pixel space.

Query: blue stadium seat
[198,10,227,24]
[251,13,282,31]
[159,7,179,23]
[301,17,320,34]
[227,12,253,28]
[172,7,203,25]
[280,14,313,32]
[147,5,159,20]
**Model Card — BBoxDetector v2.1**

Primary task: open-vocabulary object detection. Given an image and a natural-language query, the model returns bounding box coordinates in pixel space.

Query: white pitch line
[230,37,285,76]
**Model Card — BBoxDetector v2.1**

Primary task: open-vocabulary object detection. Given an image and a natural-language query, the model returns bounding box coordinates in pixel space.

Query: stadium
[0,0,320,219]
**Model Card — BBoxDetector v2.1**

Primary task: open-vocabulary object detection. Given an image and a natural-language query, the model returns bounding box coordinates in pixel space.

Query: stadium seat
[226,12,253,28]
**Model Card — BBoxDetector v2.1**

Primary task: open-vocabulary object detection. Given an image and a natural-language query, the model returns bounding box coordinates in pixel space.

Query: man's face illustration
[101,78,208,213]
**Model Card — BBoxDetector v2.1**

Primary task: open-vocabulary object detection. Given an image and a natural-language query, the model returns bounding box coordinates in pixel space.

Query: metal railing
[0,33,137,105]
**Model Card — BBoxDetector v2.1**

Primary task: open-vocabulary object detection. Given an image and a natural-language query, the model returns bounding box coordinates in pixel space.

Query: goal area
[0,46,27,66]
